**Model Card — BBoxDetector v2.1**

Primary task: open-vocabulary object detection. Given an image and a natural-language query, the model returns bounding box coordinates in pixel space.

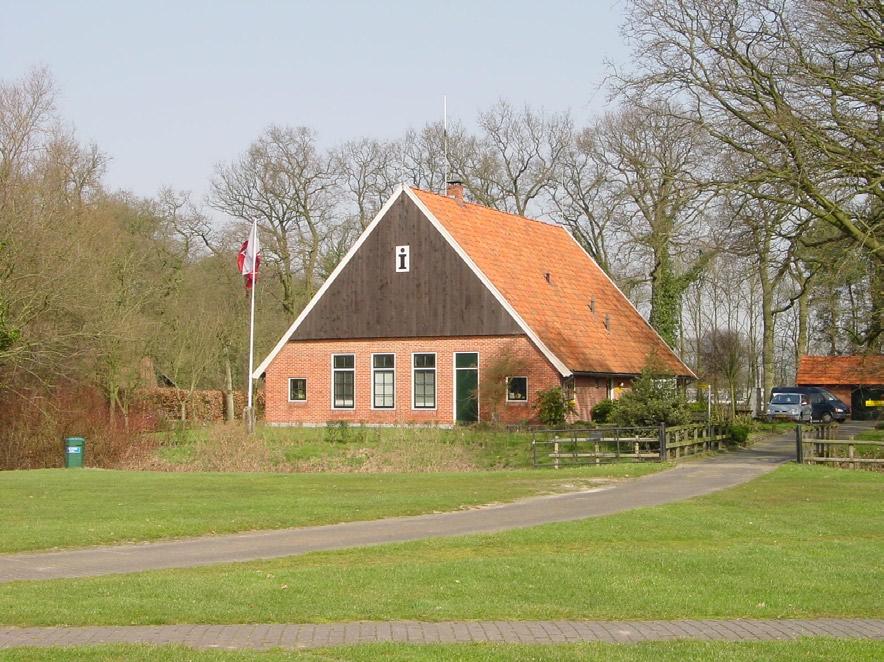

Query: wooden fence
[531,423,729,468]
[796,424,884,470]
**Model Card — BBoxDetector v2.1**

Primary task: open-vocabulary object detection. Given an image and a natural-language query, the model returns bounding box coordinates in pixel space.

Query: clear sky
[1,0,628,203]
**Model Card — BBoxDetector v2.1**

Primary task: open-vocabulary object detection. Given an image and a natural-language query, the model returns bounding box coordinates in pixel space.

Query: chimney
[446,178,464,203]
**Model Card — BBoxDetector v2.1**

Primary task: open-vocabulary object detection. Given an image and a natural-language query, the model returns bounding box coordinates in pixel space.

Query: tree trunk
[796,285,810,380]
[649,248,680,347]
[760,272,776,402]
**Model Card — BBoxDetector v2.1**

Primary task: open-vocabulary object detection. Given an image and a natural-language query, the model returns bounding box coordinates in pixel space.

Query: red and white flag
[237,222,261,289]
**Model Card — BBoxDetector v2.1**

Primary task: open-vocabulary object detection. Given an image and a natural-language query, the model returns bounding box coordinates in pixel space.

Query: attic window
[589,297,596,313]
[544,272,551,284]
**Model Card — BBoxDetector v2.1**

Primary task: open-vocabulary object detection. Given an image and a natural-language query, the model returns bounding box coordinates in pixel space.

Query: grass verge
[0,640,881,661]
[1,464,881,625]
[145,423,542,472]
[0,464,661,553]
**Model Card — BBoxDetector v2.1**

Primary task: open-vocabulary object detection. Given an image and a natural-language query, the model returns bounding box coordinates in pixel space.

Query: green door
[455,352,479,423]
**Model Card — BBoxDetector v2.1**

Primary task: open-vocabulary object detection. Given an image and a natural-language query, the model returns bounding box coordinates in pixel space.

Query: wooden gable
[291,192,522,340]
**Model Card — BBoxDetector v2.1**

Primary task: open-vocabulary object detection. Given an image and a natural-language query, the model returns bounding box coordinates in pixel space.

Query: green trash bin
[64,437,85,468]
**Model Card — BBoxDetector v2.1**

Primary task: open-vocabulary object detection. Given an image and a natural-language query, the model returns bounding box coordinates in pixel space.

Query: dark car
[770,386,850,422]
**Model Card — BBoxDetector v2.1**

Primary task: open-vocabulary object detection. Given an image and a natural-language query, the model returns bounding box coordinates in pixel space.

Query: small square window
[506,376,527,402]
[334,355,354,370]
[289,378,307,402]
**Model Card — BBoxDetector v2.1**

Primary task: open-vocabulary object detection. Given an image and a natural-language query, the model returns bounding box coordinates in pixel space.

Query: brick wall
[264,335,561,425]
[571,375,633,421]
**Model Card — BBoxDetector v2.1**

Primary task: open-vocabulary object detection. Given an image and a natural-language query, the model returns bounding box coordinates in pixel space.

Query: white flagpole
[246,219,257,432]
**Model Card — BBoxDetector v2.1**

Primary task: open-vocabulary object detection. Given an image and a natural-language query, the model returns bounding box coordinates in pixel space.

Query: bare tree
[592,102,716,346]
[619,0,883,329]
[0,67,55,200]
[459,101,571,216]
[336,137,398,230]
[548,127,617,273]
[210,126,340,316]
[156,188,216,259]
[699,328,747,418]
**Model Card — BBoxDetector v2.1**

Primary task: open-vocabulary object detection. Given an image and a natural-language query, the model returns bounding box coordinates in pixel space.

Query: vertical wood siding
[292,195,521,340]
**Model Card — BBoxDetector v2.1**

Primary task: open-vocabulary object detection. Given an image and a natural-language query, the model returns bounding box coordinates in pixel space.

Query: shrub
[728,422,751,445]
[610,364,691,427]
[591,399,615,424]
[534,387,577,427]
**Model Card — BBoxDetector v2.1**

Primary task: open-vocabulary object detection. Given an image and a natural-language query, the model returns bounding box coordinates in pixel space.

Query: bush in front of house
[535,387,577,427]
[610,365,691,427]
[591,399,615,424]
[727,421,751,445]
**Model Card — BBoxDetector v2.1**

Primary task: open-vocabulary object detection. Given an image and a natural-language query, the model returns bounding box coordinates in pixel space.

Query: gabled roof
[411,188,692,377]
[797,355,884,386]
[254,185,694,379]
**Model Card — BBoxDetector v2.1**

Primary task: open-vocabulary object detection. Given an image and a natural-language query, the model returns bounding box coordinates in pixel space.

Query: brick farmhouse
[254,184,694,425]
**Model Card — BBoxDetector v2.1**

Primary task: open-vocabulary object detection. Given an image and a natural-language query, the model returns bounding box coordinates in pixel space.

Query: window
[332,354,355,409]
[372,354,395,409]
[506,376,527,402]
[288,378,307,402]
[413,353,436,409]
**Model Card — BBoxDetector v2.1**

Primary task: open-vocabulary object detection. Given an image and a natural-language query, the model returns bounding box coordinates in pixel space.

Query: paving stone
[3,619,880,649]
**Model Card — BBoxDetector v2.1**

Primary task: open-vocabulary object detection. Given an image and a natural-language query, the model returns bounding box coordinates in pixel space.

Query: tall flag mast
[443,95,448,193]
[237,220,261,432]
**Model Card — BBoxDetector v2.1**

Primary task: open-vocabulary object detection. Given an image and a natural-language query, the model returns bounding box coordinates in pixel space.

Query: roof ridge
[409,186,565,229]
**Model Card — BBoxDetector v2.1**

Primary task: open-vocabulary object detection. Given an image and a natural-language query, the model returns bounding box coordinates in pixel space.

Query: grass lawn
[148,423,543,472]
[855,428,883,442]
[2,464,881,625]
[0,464,662,553]
[0,640,881,661]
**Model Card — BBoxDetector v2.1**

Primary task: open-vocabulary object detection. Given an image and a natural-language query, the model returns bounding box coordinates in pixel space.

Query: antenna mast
[443,94,448,193]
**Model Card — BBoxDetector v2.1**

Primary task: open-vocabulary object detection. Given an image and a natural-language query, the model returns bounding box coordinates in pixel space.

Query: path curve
[0,435,792,583]
[2,618,881,649]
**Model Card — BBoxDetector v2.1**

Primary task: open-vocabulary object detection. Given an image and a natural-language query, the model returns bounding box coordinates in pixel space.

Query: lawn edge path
[0,435,791,583]
[1,618,882,649]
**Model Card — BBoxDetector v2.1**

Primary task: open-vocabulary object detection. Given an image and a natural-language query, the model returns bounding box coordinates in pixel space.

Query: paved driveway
[0,434,793,583]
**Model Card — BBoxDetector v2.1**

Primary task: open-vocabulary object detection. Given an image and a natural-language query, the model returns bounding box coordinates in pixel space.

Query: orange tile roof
[797,355,884,386]
[412,188,694,377]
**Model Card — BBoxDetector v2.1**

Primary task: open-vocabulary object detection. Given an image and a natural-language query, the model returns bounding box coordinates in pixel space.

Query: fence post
[795,425,804,464]
[531,434,537,468]
[658,422,667,462]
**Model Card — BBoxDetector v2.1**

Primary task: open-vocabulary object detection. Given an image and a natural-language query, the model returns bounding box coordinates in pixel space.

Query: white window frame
[453,351,480,423]
[331,353,356,410]
[411,352,437,410]
[505,376,528,403]
[371,353,396,410]
[288,377,307,403]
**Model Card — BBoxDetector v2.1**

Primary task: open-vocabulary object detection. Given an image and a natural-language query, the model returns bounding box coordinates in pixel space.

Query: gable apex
[253,186,571,378]
[252,184,407,378]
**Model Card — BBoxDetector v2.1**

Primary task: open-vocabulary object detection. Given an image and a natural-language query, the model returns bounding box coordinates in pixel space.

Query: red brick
[265,335,561,425]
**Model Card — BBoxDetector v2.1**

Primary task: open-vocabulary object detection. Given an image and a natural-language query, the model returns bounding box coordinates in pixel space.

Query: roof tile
[797,355,884,385]
[412,188,693,377]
